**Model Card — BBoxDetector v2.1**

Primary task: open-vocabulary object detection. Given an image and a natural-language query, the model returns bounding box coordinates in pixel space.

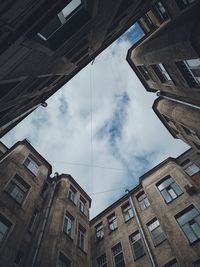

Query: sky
[1,23,188,218]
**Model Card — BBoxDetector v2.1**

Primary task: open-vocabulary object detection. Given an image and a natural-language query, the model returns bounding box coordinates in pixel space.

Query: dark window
[137,192,150,210]
[111,243,125,267]
[176,205,200,244]
[63,212,74,238]
[0,214,12,244]
[28,209,39,233]
[68,185,77,204]
[154,1,169,21]
[129,231,145,260]
[175,0,197,10]
[108,213,118,232]
[24,155,40,176]
[78,224,86,251]
[95,222,104,241]
[6,175,30,204]
[152,63,173,83]
[157,176,183,203]
[181,159,200,176]
[79,196,86,215]
[138,65,151,81]
[147,218,166,246]
[14,250,24,267]
[176,59,200,88]
[122,202,134,222]
[163,259,180,267]
[97,254,107,267]
[193,259,200,267]
[58,253,71,267]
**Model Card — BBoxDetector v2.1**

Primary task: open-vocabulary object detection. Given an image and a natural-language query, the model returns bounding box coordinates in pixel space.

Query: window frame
[175,205,200,244]
[152,63,174,83]
[181,159,200,176]
[137,191,150,211]
[97,253,107,267]
[156,176,183,204]
[129,231,146,260]
[121,202,134,222]
[77,224,86,251]
[147,218,166,246]
[95,222,104,241]
[68,185,77,204]
[107,213,118,232]
[79,196,87,215]
[24,155,40,176]
[0,213,12,246]
[111,242,125,267]
[63,212,74,239]
[163,258,180,267]
[5,174,30,205]
[58,252,71,267]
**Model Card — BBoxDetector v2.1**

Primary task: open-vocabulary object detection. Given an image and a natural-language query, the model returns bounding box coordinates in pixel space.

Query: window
[181,160,200,176]
[176,58,200,87]
[108,213,118,232]
[176,205,200,244]
[175,0,197,10]
[28,209,39,233]
[157,176,183,203]
[97,254,107,267]
[0,214,12,244]
[138,65,151,81]
[152,64,173,83]
[79,196,86,215]
[63,212,74,238]
[163,259,180,267]
[14,250,24,267]
[24,155,40,176]
[111,243,125,267]
[38,0,82,41]
[129,231,145,260]
[147,218,166,246]
[68,185,77,204]
[6,175,30,204]
[137,192,150,210]
[78,224,86,251]
[58,253,71,267]
[154,1,169,21]
[95,222,104,241]
[122,202,134,222]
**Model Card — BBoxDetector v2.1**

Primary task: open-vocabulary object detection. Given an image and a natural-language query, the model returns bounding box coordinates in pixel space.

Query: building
[0,0,157,138]
[90,148,200,267]
[126,0,200,152]
[0,139,200,267]
[0,140,91,267]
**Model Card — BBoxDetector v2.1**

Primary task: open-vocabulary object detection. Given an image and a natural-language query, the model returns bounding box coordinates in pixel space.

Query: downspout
[125,189,157,267]
[31,172,59,267]
[157,92,200,110]
[0,102,47,133]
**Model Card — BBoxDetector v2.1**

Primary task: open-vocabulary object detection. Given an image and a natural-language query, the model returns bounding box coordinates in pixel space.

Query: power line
[90,186,130,196]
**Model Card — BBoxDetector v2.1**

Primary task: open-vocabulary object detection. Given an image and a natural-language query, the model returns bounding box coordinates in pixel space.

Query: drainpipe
[157,92,200,110]
[125,189,157,267]
[0,102,47,133]
[31,172,59,267]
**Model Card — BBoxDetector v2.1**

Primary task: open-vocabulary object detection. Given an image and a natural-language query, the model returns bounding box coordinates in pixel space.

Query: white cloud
[1,34,188,218]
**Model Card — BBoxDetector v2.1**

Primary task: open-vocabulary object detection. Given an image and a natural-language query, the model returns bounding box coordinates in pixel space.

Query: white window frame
[68,185,77,204]
[24,155,40,176]
[122,202,134,222]
[95,222,104,241]
[108,213,117,232]
[181,159,200,176]
[78,225,86,251]
[63,212,74,238]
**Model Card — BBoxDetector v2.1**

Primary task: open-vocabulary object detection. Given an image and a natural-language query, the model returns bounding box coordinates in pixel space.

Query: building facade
[0,0,157,138]
[127,0,200,152]
[0,140,200,267]
[90,148,200,267]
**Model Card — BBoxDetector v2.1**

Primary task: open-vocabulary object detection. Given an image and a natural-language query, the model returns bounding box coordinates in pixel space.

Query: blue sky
[1,23,188,218]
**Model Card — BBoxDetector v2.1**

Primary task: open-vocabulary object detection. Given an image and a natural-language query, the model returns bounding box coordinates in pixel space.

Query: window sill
[95,237,104,244]
[68,198,77,206]
[4,191,23,206]
[134,253,146,261]
[154,238,167,247]
[189,239,200,246]
[109,228,118,235]
[63,232,73,242]
[124,217,134,224]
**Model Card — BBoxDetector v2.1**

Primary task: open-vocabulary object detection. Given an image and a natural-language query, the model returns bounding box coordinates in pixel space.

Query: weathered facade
[0,140,200,267]
[0,0,157,138]
[127,0,200,152]
[91,148,200,267]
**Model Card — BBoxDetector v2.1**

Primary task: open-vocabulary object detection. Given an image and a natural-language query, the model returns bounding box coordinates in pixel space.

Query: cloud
[1,26,189,218]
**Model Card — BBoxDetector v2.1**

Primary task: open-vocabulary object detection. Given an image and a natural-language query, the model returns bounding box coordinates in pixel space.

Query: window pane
[158,177,173,191]
[191,222,200,239]
[171,183,182,196]
[62,0,81,18]
[177,208,198,226]
[182,224,197,243]
[161,189,172,203]
[186,59,200,68]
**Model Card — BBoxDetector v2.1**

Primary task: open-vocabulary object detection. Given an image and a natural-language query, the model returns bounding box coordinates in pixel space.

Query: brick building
[0,140,200,266]
[0,0,157,138]
[127,0,200,152]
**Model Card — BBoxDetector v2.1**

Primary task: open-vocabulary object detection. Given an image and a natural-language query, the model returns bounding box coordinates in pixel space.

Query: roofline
[0,139,52,175]
[59,173,92,207]
[152,97,178,139]
[90,184,142,224]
